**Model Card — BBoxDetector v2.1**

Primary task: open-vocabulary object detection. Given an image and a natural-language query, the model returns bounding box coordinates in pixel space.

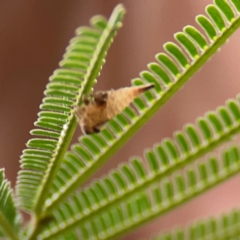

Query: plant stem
[0,211,20,240]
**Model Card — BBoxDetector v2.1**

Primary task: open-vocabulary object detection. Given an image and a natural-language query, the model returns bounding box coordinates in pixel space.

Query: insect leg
[93,127,101,133]
[82,96,91,105]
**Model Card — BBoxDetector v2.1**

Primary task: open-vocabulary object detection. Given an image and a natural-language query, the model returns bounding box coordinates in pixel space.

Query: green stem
[34,118,78,216]
[0,212,20,240]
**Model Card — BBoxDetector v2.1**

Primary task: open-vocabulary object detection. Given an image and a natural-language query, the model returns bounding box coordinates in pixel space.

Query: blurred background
[1,0,240,239]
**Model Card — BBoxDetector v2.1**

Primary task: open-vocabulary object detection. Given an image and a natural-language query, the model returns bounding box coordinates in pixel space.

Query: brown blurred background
[1,0,240,239]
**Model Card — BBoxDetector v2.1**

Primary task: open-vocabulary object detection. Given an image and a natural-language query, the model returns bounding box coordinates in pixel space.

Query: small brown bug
[75,84,154,134]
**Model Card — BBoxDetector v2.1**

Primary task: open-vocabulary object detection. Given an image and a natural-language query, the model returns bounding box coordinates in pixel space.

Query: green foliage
[39,145,240,239]
[38,0,240,220]
[36,100,240,239]
[0,169,21,240]
[153,208,240,240]
[0,0,240,239]
[16,4,125,214]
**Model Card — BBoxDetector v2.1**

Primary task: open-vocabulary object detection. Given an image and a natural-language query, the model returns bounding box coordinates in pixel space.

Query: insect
[75,84,154,134]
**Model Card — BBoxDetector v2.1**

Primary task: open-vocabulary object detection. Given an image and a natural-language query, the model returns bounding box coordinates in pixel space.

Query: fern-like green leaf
[153,208,240,240]
[0,169,21,240]
[41,0,240,217]
[38,145,240,239]
[16,4,125,217]
[36,92,240,238]
[42,91,240,225]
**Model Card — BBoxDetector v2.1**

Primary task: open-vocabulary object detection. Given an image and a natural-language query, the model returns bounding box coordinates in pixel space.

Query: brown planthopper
[75,84,154,134]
